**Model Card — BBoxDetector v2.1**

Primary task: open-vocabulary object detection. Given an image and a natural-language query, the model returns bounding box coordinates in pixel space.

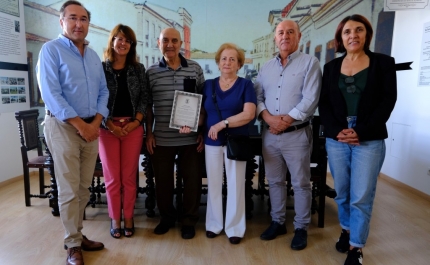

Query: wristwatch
[224,119,229,129]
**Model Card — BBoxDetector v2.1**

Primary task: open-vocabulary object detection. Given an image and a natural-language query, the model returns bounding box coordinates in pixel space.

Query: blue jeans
[325,116,386,248]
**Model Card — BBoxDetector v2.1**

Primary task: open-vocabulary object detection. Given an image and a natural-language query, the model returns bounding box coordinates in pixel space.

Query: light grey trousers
[262,126,313,230]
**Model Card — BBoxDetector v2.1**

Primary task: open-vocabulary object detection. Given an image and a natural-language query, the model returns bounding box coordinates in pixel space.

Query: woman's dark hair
[104,24,138,66]
[334,14,373,53]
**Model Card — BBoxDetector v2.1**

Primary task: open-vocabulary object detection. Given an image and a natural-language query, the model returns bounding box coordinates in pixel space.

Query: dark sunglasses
[344,76,357,93]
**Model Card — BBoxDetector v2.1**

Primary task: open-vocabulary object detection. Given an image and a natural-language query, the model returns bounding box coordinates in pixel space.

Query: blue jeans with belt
[325,116,386,248]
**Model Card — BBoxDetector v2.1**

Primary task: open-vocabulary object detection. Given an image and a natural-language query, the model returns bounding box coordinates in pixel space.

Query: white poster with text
[418,21,430,86]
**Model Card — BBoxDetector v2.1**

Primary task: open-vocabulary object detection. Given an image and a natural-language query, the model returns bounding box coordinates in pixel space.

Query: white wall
[382,10,430,195]
[0,112,26,182]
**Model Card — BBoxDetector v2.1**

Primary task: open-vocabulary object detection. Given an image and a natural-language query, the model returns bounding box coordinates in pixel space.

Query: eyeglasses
[344,76,357,93]
[64,17,89,25]
[114,37,133,45]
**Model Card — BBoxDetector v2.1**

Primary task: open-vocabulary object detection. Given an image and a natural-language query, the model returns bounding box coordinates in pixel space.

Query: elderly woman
[99,24,147,238]
[202,43,256,244]
[319,15,397,264]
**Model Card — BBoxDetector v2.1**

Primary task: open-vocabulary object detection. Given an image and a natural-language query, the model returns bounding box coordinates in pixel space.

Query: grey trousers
[262,126,313,230]
[44,115,99,248]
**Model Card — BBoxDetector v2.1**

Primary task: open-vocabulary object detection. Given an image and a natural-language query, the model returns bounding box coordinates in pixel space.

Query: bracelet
[134,118,142,124]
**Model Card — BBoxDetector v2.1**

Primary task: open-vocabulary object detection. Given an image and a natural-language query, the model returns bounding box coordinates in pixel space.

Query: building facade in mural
[24,0,393,108]
[24,0,191,107]
[251,0,394,71]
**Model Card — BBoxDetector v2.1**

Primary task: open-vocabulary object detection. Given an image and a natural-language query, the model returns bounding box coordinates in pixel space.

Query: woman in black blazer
[319,14,397,265]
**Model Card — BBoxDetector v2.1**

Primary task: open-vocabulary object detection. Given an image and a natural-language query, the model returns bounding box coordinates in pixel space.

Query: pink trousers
[99,122,144,219]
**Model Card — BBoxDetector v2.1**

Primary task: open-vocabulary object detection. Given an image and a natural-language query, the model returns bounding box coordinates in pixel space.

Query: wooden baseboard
[325,172,430,200]
[0,171,42,189]
[0,175,22,188]
[0,171,146,189]
[379,173,430,200]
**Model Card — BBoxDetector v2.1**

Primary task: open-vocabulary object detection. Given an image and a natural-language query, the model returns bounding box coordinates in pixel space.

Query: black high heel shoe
[124,218,135,238]
[110,219,122,239]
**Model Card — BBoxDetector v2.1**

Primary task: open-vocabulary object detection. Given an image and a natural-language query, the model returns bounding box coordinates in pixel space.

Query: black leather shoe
[154,222,174,235]
[260,221,287,240]
[344,247,363,265]
[291,228,307,250]
[181,225,195,239]
[206,231,218,238]
[336,229,350,253]
[229,237,241,244]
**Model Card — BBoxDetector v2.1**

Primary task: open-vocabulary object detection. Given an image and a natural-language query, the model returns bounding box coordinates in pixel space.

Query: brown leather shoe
[81,235,104,251]
[66,247,84,265]
[64,236,104,251]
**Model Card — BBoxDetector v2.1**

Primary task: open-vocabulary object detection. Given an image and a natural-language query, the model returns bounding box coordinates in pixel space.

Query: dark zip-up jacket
[319,50,397,141]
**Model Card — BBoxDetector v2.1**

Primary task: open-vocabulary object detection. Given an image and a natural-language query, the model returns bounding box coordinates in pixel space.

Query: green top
[338,68,368,116]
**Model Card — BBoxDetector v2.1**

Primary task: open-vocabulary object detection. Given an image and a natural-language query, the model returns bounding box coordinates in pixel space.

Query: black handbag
[211,80,253,161]
[225,134,253,161]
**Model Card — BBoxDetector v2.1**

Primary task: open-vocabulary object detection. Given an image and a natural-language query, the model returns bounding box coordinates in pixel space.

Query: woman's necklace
[220,76,238,89]
[113,67,125,77]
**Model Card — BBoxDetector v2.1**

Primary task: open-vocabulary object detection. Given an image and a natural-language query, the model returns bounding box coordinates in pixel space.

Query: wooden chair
[87,156,106,208]
[15,109,55,207]
[137,133,156,217]
[16,109,110,217]
[306,115,329,227]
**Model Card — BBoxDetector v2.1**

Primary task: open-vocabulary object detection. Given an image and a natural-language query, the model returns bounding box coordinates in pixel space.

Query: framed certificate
[169,90,202,132]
